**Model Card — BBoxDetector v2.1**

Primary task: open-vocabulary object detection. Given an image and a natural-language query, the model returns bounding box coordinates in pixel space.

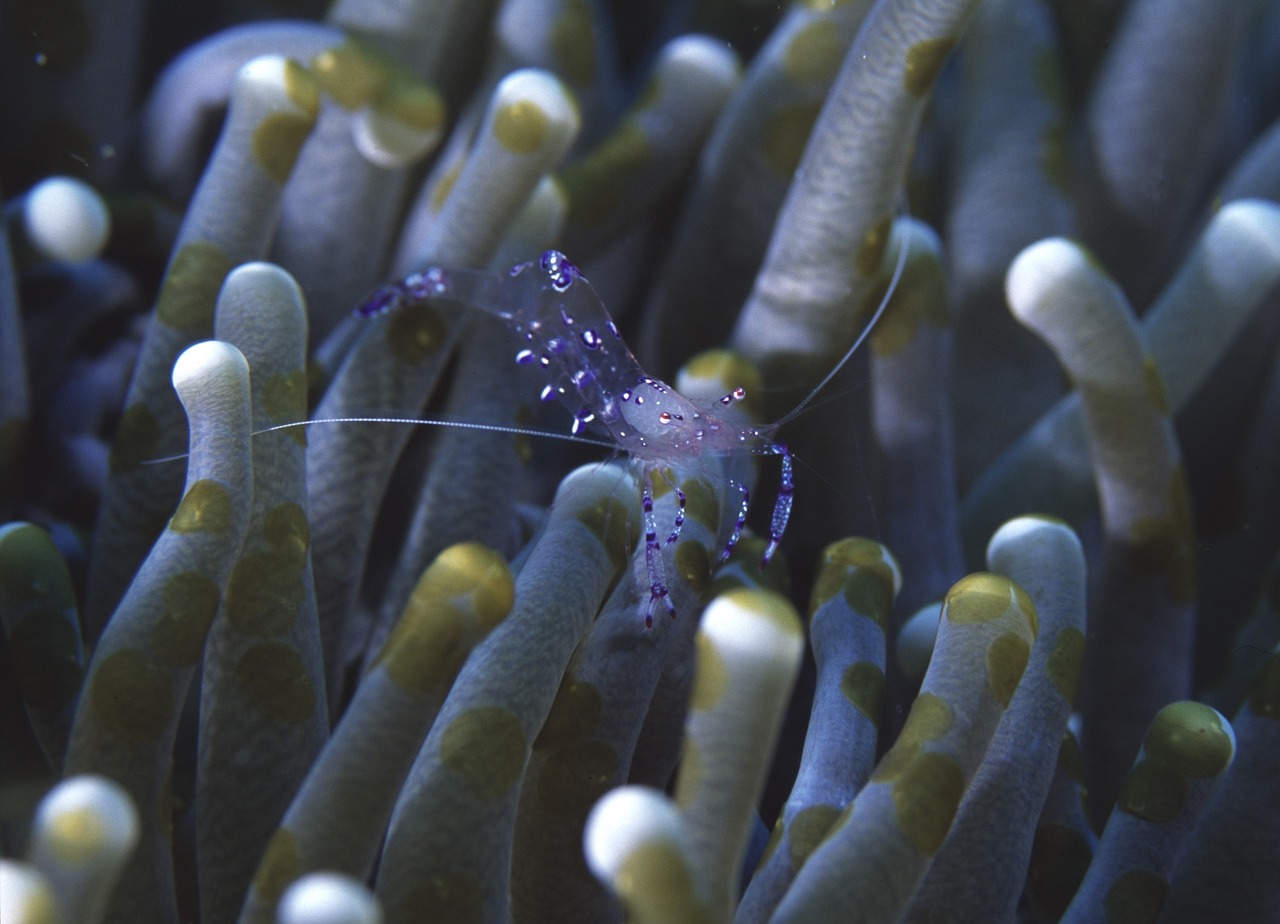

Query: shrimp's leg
[654,469,686,546]
[641,472,677,628]
[761,444,793,568]
[666,486,686,545]
[720,480,751,562]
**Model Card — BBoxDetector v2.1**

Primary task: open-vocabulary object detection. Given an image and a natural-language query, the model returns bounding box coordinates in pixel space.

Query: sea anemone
[2,1,1278,922]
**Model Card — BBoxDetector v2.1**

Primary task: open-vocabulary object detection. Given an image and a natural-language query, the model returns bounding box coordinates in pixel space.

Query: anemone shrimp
[347,242,906,627]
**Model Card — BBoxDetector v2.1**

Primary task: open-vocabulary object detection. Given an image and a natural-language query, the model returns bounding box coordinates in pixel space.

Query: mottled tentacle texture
[65,340,253,924]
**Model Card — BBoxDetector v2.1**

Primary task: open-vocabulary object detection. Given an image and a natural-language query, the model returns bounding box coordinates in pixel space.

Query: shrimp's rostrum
[361,250,794,627]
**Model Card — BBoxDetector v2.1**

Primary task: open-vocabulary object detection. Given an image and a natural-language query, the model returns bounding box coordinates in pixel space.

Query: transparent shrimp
[359,246,904,627]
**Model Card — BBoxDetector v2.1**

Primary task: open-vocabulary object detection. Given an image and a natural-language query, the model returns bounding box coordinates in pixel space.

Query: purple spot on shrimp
[540,385,556,402]
[356,285,399,317]
[547,337,567,355]
[515,349,535,365]
[573,368,596,389]
[608,321,620,338]
[580,329,602,350]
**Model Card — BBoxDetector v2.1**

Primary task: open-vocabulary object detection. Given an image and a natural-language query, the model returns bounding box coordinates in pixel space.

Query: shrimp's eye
[540,249,577,291]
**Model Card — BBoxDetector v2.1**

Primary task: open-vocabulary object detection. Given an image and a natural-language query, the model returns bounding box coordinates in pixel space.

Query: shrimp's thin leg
[721,480,751,563]
[641,472,676,628]
[654,469,686,546]
[666,486,686,546]
[761,444,793,568]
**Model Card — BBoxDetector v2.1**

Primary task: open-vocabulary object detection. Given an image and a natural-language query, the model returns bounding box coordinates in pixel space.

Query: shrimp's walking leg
[641,472,676,628]
[666,487,686,545]
[761,444,793,568]
[720,481,751,563]
[654,470,686,546]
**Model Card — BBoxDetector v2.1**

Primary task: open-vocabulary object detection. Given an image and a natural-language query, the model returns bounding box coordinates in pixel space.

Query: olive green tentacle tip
[308,37,447,170]
[944,572,1039,638]
[1143,702,1235,779]
[0,523,83,714]
[370,543,515,696]
[942,573,1038,707]
[809,537,901,623]
[0,522,77,611]
[1118,702,1234,824]
[310,38,396,110]
[250,58,321,183]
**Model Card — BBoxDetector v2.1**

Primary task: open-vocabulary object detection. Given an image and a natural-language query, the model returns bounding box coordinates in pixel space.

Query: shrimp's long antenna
[771,214,912,431]
[140,416,617,465]
[257,417,617,447]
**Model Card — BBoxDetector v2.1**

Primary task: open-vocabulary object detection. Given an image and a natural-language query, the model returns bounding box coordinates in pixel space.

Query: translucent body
[364,252,780,455]
[360,251,794,626]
